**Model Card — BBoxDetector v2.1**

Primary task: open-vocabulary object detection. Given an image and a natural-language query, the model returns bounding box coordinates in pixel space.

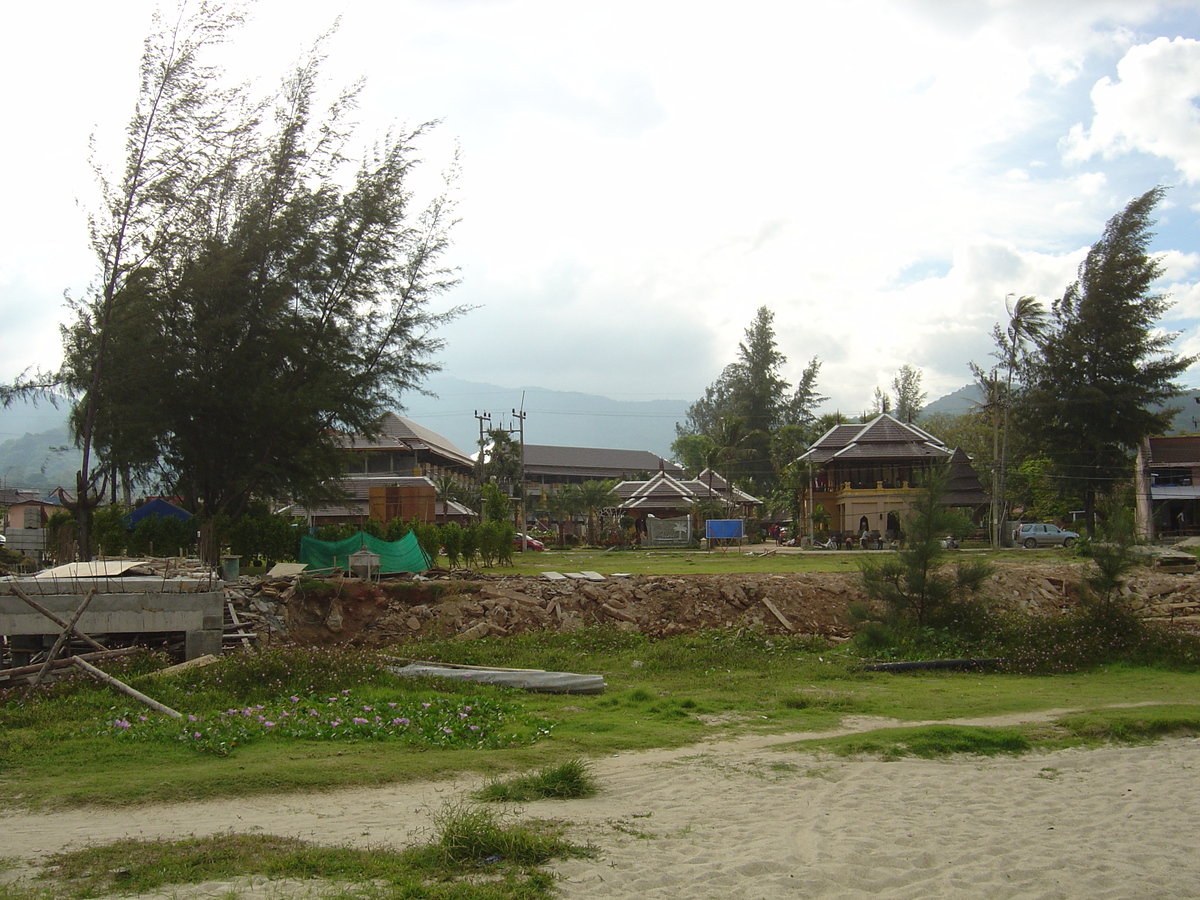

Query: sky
[5,0,1200,423]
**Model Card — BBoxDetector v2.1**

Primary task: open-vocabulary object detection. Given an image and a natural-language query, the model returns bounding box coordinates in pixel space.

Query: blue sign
[705,519,744,540]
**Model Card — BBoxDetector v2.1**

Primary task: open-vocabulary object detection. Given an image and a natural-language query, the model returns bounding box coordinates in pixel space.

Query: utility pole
[512,405,527,551]
[473,410,491,480]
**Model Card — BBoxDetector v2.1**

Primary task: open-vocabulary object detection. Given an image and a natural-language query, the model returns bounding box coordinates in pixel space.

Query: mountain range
[5,377,1199,494]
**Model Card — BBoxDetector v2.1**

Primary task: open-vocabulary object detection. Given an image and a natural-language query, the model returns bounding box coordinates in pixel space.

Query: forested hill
[923,383,1200,433]
[8,381,1200,494]
[0,379,690,492]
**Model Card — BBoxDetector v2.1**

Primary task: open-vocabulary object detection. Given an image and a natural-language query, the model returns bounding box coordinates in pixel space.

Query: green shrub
[476,758,598,802]
[441,521,463,568]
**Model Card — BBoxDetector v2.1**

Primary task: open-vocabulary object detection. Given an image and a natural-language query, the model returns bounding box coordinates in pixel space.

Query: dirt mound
[225,559,1200,647]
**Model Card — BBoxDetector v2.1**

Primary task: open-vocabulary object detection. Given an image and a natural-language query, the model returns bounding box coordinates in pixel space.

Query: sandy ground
[5,714,1200,899]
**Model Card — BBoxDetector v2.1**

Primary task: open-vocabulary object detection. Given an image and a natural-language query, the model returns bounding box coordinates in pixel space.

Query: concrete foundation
[1,579,224,661]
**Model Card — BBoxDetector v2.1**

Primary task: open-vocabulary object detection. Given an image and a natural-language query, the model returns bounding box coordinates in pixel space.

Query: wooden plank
[0,647,135,682]
[761,597,795,632]
[226,600,253,649]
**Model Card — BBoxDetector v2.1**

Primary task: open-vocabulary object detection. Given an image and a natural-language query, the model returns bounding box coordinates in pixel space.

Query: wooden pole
[72,657,183,718]
[0,647,137,682]
[26,589,97,696]
[8,584,108,652]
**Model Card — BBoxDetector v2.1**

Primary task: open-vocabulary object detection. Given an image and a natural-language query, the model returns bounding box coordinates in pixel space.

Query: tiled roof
[799,414,952,464]
[945,448,988,505]
[617,472,698,509]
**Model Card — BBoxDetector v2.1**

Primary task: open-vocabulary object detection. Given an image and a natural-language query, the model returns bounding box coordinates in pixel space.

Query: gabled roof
[614,469,761,510]
[798,413,952,464]
[523,445,681,479]
[687,470,759,503]
[616,471,698,509]
[344,412,474,468]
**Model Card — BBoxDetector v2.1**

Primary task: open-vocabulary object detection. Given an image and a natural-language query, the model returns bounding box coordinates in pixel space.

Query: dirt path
[7,709,1196,899]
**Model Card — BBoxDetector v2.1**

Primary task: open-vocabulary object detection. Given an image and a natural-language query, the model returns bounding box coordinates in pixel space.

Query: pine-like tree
[1022,187,1194,535]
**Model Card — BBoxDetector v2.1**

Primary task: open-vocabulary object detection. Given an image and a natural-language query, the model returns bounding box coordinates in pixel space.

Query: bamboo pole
[72,657,183,718]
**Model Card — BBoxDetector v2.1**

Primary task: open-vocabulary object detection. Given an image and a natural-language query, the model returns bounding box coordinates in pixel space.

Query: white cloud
[4,0,1200,424]
[1065,37,1200,181]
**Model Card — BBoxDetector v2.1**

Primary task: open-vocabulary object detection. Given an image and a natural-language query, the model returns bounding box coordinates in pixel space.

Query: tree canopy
[1020,186,1194,535]
[54,6,464,551]
[674,306,825,492]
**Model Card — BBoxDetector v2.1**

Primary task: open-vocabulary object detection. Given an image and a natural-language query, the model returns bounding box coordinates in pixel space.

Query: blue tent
[123,498,193,531]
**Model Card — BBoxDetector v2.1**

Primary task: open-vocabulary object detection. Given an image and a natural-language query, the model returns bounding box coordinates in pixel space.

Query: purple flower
[353,717,368,725]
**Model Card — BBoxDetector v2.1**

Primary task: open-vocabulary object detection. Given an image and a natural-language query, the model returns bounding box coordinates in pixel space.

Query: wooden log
[8,584,107,651]
[72,657,183,718]
[0,646,137,682]
[27,589,97,696]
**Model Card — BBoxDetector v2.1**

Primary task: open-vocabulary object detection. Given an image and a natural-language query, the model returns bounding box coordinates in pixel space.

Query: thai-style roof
[798,413,953,464]
[614,469,760,511]
[688,469,759,504]
[344,412,474,469]
[945,448,989,507]
[616,471,698,509]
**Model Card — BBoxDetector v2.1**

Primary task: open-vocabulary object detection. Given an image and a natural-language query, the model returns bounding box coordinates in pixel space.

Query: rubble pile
[222,559,1200,647]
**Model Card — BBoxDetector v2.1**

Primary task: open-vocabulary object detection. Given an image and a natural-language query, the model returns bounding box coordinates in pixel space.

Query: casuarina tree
[52,5,465,555]
[1021,187,1194,537]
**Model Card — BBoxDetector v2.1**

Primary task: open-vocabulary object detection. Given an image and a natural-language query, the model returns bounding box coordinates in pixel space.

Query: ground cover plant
[5,627,1200,811]
[475,758,598,803]
[0,802,592,900]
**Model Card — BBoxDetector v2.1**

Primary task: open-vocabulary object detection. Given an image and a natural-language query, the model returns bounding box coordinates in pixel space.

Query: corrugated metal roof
[344,412,474,468]
[1148,436,1200,466]
[523,445,681,478]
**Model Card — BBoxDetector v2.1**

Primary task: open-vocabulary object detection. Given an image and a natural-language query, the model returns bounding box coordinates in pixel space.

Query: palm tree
[543,483,582,546]
[576,479,619,546]
[706,416,759,508]
[995,294,1046,543]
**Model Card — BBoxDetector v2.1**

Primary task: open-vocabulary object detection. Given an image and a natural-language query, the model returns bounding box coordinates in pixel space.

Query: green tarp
[299,531,431,575]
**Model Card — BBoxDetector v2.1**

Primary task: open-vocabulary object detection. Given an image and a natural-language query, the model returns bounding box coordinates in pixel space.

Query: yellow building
[797,414,987,542]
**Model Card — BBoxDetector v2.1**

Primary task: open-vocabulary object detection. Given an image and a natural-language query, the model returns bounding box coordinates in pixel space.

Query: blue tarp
[123,498,193,531]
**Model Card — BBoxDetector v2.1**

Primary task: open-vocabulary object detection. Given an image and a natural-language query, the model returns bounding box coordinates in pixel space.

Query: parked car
[1013,523,1079,549]
[513,533,545,551]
